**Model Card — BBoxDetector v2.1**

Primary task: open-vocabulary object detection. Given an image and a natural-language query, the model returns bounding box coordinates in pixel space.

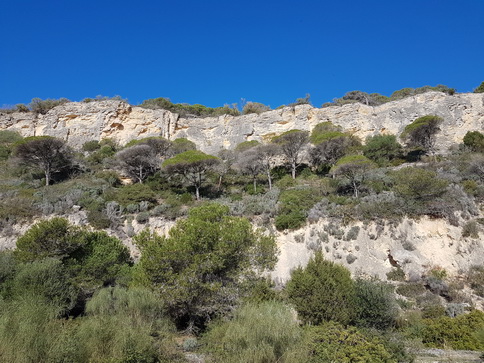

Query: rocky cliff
[1,92,483,153]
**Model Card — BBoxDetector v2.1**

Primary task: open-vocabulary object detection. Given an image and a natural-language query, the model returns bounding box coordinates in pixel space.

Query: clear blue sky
[1,0,483,109]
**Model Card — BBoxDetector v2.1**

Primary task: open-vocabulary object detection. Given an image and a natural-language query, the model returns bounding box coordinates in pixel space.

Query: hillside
[1,90,484,361]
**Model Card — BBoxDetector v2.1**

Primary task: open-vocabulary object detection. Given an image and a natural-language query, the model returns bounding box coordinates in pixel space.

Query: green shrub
[29,97,70,114]
[275,188,320,231]
[467,265,484,297]
[286,252,355,325]
[462,220,479,238]
[15,217,76,262]
[82,140,101,152]
[86,209,111,229]
[364,134,403,166]
[15,218,131,289]
[392,167,448,201]
[309,121,343,144]
[105,183,157,207]
[133,204,277,330]
[286,322,394,363]
[353,278,398,330]
[86,144,116,164]
[463,131,484,152]
[0,298,76,362]
[275,210,306,230]
[421,305,446,319]
[139,97,239,117]
[386,267,406,281]
[11,258,78,314]
[242,102,271,115]
[421,310,484,350]
[171,137,197,153]
[76,287,182,362]
[396,282,426,298]
[136,211,150,224]
[0,130,23,145]
[203,301,301,363]
[473,81,484,93]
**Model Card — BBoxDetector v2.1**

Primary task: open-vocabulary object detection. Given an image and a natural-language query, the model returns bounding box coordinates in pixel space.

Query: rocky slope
[1,92,483,153]
[1,92,484,296]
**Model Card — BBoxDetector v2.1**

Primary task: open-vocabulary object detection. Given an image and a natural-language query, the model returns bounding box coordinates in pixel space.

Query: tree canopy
[330,154,376,197]
[272,130,309,179]
[15,136,74,186]
[133,203,277,331]
[401,115,443,156]
[163,150,219,200]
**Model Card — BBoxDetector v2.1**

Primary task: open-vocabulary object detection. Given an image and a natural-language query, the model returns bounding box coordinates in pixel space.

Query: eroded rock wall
[1,92,483,154]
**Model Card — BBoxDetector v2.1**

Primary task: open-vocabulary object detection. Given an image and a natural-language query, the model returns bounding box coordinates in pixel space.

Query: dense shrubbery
[286,252,356,325]
[203,301,301,363]
[289,322,396,363]
[323,84,456,107]
[275,187,321,230]
[139,97,240,117]
[420,310,484,350]
[133,204,277,331]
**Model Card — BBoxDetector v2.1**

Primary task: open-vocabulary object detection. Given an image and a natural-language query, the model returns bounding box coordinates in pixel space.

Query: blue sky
[1,0,483,109]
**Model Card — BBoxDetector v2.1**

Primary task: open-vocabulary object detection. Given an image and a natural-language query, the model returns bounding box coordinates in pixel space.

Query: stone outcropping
[1,92,483,153]
[272,216,484,283]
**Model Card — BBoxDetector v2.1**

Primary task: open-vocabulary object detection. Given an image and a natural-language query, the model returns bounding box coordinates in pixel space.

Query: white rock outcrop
[272,216,484,284]
[1,92,483,154]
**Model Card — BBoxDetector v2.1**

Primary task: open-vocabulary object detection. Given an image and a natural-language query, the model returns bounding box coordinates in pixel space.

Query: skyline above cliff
[1,0,483,108]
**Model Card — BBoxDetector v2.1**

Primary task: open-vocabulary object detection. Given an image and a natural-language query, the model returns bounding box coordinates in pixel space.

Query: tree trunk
[291,161,296,179]
[45,168,50,186]
[353,180,358,198]
[138,165,143,183]
[217,175,222,191]
[267,170,272,190]
[195,186,200,200]
[253,177,257,193]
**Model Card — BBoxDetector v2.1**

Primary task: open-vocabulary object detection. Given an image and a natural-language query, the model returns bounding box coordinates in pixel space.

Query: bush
[105,183,158,207]
[29,97,69,114]
[462,220,479,238]
[422,305,446,319]
[473,81,484,93]
[286,252,355,325]
[286,322,395,363]
[353,278,398,330]
[386,267,406,281]
[275,210,306,231]
[133,204,277,330]
[11,258,78,314]
[242,101,271,115]
[139,97,239,117]
[275,188,320,231]
[76,287,182,362]
[203,301,301,363]
[463,131,484,152]
[467,265,484,297]
[86,209,111,229]
[82,140,101,152]
[136,211,150,224]
[396,282,426,298]
[364,134,402,166]
[392,167,448,201]
[15,218,131,290]
[421,310,484,350]
[0,298,76,362]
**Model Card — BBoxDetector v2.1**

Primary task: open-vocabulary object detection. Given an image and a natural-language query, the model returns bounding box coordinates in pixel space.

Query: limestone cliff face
[1,92,483,153]
[272,217,484,283]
